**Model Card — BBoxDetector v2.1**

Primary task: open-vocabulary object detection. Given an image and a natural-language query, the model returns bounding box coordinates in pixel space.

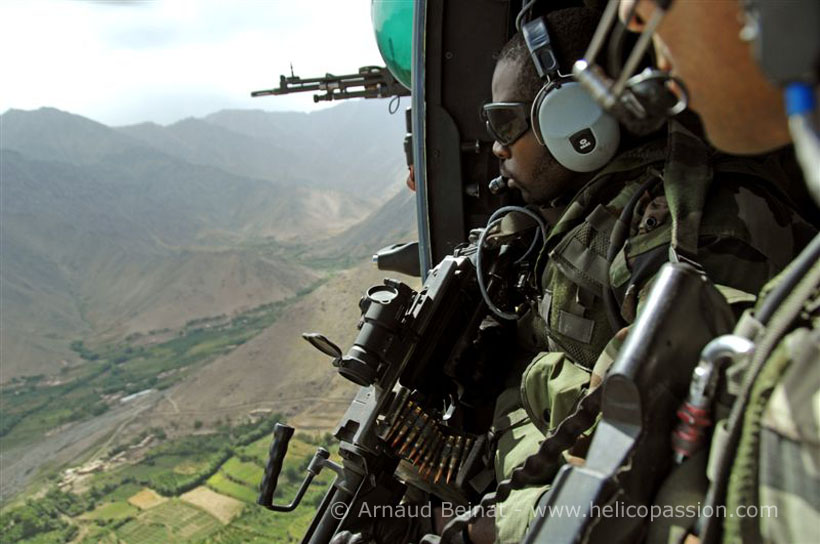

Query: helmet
[371,0,413,90]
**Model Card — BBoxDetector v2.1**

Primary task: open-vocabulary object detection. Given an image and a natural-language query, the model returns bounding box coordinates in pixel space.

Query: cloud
[0,0,385,125]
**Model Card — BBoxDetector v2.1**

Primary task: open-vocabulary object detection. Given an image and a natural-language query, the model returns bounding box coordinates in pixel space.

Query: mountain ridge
[1,102,415,380]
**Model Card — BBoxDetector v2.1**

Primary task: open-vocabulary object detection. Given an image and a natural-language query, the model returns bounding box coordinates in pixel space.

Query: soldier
[481,4,816,543]
[592,1,820,543]
[334,3,815,543]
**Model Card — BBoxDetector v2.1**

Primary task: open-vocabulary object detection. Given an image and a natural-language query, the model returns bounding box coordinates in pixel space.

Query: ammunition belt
[381,398,475,486]
[438,386,602,542]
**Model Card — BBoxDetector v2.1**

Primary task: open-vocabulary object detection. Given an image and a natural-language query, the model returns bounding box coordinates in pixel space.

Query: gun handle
[258,423,295,507]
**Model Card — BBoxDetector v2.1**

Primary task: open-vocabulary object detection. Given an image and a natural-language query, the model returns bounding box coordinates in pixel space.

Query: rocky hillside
[119,100,407,201]
[0,104,412,380]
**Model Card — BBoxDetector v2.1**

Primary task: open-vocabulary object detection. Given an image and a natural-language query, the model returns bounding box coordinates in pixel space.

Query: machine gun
[252,65,410,103]
[256,224,538,544]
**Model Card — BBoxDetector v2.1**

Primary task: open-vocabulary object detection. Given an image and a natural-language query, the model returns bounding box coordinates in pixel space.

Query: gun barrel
[251,66,409,101]
[286,71,374,85]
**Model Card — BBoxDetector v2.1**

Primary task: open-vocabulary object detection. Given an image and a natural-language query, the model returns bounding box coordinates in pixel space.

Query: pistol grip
[258,422,295,508]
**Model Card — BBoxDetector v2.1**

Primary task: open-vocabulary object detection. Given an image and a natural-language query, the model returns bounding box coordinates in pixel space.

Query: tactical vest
[718,258,820,544]
[531,122,809,373]
[494,123,814,544]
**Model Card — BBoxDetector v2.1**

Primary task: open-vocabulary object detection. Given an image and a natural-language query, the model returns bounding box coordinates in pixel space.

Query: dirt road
[0,391,161,503]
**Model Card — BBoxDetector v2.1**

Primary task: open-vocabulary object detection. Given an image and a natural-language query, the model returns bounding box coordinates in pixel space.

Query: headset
[521,16,620,173]
[571,0,688,135]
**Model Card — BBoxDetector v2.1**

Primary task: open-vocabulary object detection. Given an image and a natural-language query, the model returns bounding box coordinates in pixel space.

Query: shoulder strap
[662,120,714,261]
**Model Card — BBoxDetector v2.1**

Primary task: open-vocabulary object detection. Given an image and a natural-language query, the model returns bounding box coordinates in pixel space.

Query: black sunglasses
[481,102,532,146]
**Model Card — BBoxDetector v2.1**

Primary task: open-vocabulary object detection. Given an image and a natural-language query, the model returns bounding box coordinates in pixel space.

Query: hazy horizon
[0,98,405,129]
[0,0,385,126]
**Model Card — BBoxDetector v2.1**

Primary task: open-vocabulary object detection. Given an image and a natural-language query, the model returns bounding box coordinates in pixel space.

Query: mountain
[0,104,414,380]
[203,99,408,186]
[118,99,408,201]
[143,262,419,432]
[1,108,143,165]
[301,188,417,266]
[116,118,320,191]
[0,147,322,377]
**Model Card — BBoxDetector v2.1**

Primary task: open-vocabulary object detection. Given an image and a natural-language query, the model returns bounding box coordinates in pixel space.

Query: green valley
[1,414,336,544]
[0,102,416,542]
[1,287,321,451]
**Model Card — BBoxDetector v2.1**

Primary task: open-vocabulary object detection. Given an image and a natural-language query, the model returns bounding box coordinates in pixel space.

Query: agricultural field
[117,499,222,542]
[236,431,322,466]
[13,531,74,544]
[127,488,167,510]
[1,418,339,543]
[82,500,139,520]
[211,496,324,543]
[235,434,272,466]
[115,519,171,543]
[79,528,121,544]
[206,472,259,504]
[97,481,143,503]
[221,457,263,487]
[181,486,244,524]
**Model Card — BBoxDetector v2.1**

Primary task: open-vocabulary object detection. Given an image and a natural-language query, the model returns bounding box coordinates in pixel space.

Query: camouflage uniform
[491,121,815,543]
[714,257,820,544]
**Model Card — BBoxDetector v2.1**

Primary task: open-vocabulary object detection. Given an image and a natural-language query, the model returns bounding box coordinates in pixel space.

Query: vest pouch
[543,205,620,369]
[520,351,591,436]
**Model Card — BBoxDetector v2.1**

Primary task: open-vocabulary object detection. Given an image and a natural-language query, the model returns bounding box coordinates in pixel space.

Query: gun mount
[251,65,410,103]
[256,221,540,543]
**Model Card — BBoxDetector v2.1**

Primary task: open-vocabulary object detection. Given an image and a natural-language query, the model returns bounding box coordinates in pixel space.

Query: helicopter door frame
[412,0,519,279]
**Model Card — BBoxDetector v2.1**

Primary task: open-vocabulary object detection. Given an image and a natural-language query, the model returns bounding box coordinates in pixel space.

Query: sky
[0,0,385,126]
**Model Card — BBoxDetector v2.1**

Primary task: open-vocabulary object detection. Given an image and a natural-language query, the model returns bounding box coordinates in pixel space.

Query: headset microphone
[488,175,508,195]
[572,0,688,135]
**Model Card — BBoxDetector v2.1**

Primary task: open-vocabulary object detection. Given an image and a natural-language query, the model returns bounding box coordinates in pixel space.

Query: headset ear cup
[533,80,621,172]
[530,84,551,147]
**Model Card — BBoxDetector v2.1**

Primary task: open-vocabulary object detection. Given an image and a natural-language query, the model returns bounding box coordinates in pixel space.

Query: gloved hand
[330,531,375,544]
[329,512,434,544]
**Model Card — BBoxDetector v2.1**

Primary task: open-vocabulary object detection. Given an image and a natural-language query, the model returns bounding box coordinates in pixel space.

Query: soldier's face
[621,0,790,154]
[490,58,577,205]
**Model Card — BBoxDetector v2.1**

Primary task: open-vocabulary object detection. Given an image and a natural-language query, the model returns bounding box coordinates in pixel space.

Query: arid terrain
[1,101,417,525]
